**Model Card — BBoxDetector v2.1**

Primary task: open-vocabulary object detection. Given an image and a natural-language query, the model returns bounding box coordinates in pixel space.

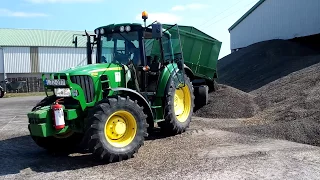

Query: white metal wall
[230,0,320,50]
[3,47,31,73]
[38,47,97,73]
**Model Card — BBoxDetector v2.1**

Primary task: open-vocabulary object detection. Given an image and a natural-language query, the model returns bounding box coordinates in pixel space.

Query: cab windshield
[100,31,140,65]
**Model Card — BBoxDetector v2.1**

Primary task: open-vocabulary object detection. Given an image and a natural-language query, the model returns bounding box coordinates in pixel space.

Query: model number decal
[115,72,121,82]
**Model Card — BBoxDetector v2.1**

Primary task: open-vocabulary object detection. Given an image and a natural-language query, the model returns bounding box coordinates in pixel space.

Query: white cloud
[171,3,207,11]
[135,12,181,24]
[0,8,48,17]
[25,0,103,3]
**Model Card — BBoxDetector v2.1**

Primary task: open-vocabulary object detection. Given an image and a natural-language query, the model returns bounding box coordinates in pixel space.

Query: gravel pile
[194,84,259,119]
[246,58,320,145]
[194,39,320,146]
[217,39,320,92]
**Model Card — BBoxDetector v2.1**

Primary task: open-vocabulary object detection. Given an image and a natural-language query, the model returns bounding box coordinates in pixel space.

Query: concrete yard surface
[1,97,320,180]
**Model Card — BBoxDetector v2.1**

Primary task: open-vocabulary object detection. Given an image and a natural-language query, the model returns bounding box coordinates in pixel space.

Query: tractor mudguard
[156,63,192,97]
[184,64,194,80]
[156,63,179,97]
[108,87,154,120]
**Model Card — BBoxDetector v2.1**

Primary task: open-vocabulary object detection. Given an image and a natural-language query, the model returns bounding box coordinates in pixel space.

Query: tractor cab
[74,11,186,101]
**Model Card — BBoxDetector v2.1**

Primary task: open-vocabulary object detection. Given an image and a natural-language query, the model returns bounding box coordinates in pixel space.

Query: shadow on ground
[0,129,170,176]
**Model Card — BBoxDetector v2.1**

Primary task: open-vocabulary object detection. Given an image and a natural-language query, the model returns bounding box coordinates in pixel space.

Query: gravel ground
[2,96,320,179]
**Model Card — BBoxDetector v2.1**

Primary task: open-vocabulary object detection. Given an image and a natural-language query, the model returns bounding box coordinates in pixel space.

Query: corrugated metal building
[0,28,96,92]
[0,28,96,79]
[229,0,320,52]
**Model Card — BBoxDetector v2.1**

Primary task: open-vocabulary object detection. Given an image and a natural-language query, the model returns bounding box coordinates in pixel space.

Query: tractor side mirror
[73,36,78,48]
[152,22,162,39]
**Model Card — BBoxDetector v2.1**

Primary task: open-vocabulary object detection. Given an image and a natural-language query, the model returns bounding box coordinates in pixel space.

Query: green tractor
[27,11,197,162]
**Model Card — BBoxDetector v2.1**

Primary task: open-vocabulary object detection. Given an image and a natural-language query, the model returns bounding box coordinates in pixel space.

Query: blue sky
[0,0,259,59]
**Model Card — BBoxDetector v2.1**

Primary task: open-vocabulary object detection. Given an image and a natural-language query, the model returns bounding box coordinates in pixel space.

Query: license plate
[54,88,71,97]
[45,79,66,86]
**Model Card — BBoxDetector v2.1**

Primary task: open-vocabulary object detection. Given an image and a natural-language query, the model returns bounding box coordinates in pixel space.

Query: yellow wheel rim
[104,110,137,148]
[174,85,192,122]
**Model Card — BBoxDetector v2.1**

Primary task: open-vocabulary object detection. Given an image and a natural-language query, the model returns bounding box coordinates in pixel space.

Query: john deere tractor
[27,11,196,162]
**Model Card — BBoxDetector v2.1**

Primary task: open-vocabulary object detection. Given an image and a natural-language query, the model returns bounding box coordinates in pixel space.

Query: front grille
[70,75,95,103]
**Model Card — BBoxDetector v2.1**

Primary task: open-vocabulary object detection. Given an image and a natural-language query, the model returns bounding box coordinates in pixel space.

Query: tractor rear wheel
[158,74,195,135]
[30,96,83,153]
[84,96,148,162]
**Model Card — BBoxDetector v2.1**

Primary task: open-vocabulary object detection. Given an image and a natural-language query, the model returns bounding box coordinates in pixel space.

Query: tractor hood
[58,63,123,76]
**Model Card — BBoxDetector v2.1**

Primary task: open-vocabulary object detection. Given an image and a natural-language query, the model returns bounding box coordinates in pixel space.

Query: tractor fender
[184,64,194,80]
[109,87,154,120]
[156,63,192,97]
[156,63,179,97]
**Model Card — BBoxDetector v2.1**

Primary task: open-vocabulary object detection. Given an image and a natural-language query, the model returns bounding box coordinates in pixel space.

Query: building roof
[228,0,266,32]
[0,28,93,47]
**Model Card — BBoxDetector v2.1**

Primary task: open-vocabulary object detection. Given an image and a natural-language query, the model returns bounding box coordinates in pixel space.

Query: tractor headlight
[95,29,99,35]
[119,26,125,32]
[125,25,131,32]
[100,28,105,35]
[54,88,71,97]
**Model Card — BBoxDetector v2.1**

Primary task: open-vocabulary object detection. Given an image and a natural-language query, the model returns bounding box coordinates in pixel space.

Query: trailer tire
[194,85,208,111]
[207,79,219,92]
[158,74,195,135]
[84,96,148,162]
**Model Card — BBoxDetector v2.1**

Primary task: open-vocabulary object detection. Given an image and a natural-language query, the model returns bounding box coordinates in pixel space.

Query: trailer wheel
[207,79,219,92]
[29,96,83,153]
[159,74,195,135]
[84,96,148,162]
[194,85,209,111]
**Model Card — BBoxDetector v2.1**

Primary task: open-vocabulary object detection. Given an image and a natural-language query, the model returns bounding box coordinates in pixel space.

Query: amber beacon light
[142,11,148,20]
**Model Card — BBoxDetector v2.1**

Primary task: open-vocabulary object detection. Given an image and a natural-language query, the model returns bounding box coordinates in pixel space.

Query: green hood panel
[58,63,123,76]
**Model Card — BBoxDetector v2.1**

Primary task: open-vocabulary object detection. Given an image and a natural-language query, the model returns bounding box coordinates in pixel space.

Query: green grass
[3,92,47,98]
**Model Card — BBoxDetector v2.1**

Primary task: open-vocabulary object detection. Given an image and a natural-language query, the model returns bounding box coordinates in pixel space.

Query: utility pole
[0,47,6,92]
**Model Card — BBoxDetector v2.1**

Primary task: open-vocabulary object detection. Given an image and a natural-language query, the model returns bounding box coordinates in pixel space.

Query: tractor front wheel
[30,130,84,153]
[84,96,148,162]
[30,96,83,153]
[158,74,195,135]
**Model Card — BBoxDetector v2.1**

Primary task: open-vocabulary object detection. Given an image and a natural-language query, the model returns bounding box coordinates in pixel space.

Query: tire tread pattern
[159,74,195,135]
[83,95,148,162]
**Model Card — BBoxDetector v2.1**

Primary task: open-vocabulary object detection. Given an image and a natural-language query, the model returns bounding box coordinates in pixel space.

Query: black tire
[30,131,84,153]
[32,95,57,111]
[194,85,209,111]
[83,96,148,162]
[0,89,4,98]
[158,73,195,135]
[30,95,83,153]
[207,79,219,92]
